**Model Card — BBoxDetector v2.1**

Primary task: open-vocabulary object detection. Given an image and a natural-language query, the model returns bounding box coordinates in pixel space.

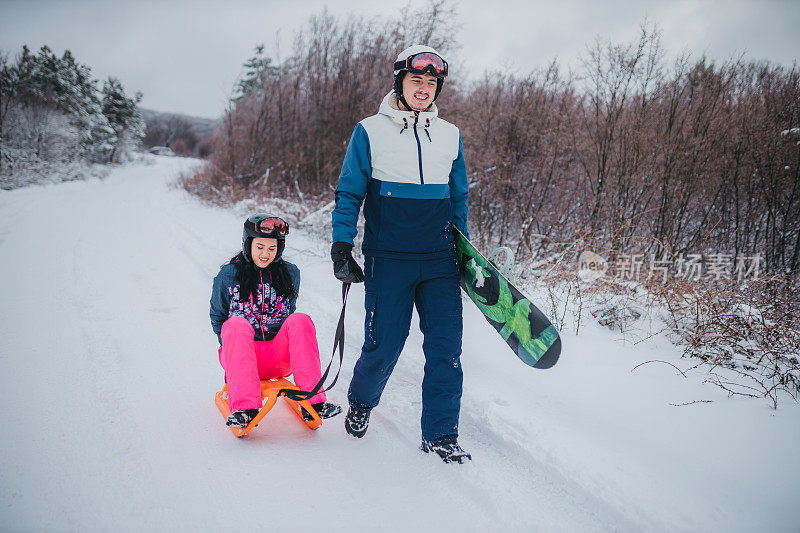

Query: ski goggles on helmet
[394,52,448,79]
[247,215,289,237]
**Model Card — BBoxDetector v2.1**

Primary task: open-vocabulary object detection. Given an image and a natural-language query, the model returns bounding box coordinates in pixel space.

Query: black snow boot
[301,401,343,421]
[344,405,372,438]
[421,439,472,464]
[226,408,260,427]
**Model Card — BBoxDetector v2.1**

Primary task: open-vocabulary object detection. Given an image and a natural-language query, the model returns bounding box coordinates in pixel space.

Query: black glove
[331,241,365,283]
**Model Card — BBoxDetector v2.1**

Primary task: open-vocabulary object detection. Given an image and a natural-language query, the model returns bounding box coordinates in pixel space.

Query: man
[330,45,471,464]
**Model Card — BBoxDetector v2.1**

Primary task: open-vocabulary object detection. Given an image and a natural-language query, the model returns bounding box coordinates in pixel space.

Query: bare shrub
[525,231,799,407]
[655,276,800,408]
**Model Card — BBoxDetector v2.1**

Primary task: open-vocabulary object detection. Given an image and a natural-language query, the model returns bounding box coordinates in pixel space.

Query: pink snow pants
[218,313,326,412]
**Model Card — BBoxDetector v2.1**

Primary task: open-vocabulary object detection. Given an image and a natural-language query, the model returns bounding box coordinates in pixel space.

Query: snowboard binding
[215,377,323,437]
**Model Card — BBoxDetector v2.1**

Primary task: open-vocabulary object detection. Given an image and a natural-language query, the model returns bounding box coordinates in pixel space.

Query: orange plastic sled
[215,378,322,437]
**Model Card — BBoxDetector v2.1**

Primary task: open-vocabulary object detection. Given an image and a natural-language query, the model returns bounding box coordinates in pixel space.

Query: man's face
[401,72,438,111]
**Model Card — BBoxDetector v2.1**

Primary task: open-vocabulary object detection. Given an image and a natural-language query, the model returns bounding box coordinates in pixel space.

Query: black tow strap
[280,282,350,402]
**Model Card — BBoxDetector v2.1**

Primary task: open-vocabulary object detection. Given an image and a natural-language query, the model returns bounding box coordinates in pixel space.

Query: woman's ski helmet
[242,214,289,263]
[393,44,448,107]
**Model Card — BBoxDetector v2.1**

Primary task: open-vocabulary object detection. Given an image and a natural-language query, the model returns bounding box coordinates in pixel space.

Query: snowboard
[454,227,561,368]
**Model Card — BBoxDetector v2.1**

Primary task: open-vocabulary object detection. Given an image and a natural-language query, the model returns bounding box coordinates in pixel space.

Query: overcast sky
[1,0,798,118]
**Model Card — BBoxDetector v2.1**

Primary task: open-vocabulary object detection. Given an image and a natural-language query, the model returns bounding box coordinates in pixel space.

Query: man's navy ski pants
[347,254,463,443]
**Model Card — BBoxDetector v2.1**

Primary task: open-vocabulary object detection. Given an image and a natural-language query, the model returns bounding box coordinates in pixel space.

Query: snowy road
[1,157,798,532]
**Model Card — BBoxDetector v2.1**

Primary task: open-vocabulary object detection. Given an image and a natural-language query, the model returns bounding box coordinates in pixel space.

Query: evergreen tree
[0,52,10,171]
[234,44,278,100]
[101,77,144,162]
[9,46,36,107]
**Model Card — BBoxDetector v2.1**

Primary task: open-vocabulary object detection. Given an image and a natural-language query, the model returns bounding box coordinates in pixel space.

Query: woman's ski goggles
[250,215,289,237]
[394,52,448,79]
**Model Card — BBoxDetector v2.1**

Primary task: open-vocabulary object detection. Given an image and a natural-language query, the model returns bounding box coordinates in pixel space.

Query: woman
[210,214,341,427]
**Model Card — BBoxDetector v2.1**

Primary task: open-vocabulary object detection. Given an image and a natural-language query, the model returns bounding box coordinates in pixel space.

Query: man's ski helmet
[393,44,448,107]
[242,214,289,263]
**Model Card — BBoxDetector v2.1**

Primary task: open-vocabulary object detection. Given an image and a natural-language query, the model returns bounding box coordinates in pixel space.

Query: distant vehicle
[148,146,175,156]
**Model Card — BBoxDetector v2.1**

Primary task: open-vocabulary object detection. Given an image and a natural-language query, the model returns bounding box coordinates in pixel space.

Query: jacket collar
[378,91,438,127]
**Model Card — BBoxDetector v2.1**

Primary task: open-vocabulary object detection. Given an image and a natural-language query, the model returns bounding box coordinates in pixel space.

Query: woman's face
[251,237,278,268]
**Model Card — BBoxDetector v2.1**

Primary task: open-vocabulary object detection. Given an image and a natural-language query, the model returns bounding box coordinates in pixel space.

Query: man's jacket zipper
[412,113,424,184]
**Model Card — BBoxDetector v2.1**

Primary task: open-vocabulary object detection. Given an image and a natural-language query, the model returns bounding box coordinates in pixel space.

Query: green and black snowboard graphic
[455,228,561,368]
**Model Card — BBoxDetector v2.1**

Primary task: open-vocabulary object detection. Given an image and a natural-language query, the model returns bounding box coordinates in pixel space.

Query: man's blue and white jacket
[332,92,469,259]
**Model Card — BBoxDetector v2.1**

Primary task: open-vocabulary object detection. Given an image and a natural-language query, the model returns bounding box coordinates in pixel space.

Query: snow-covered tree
[0,45,145,187]
[100,77,144,163]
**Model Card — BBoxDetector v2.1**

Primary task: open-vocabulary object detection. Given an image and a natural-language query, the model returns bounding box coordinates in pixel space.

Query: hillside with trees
[0,45,144,189]
[140,108,218,158]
